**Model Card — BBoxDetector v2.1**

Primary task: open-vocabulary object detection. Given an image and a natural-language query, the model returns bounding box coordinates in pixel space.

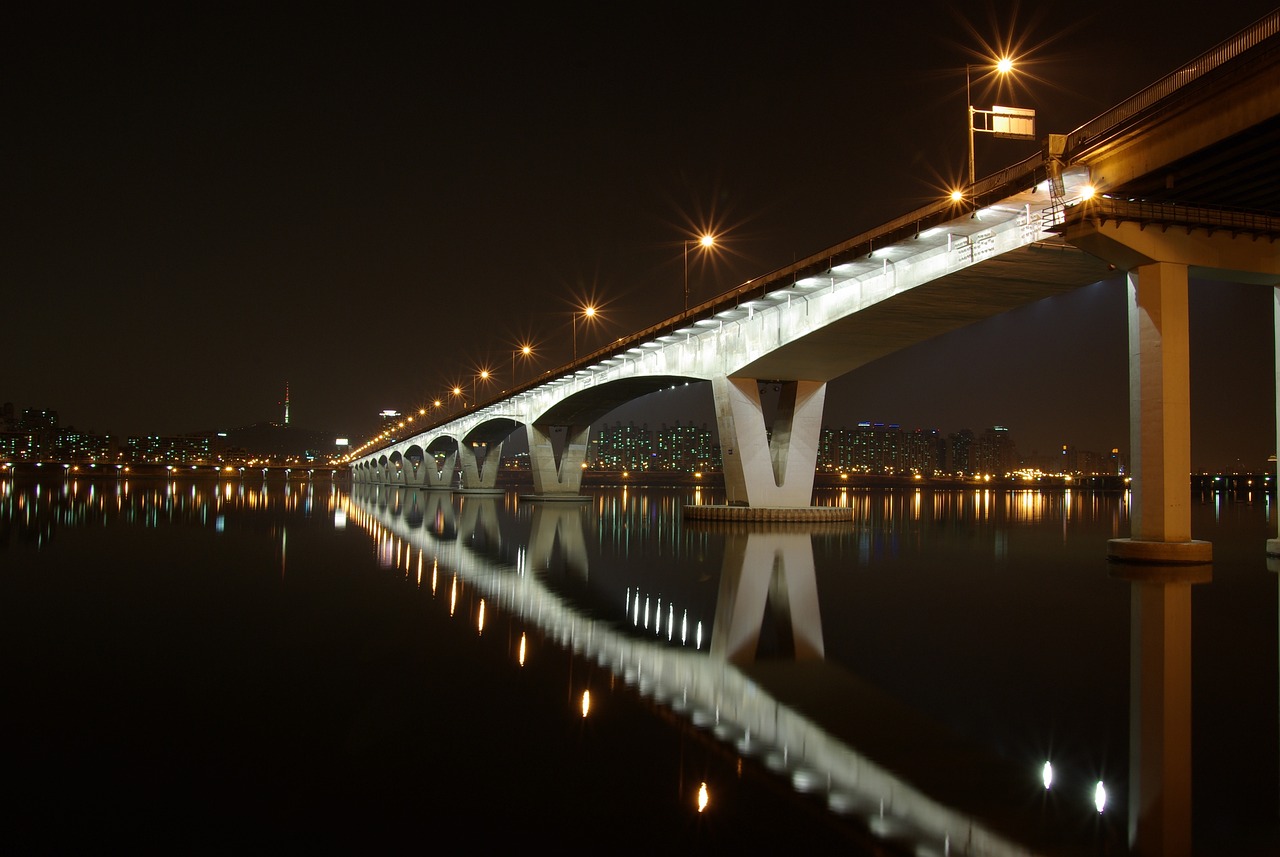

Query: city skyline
[2,397,1127,476]
[7,3,1278,472]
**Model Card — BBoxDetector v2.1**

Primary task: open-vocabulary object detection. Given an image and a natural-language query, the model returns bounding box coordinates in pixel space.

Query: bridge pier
[711,377,825,509]
[399,451,456,489]
[1109,262,1212,565]
[1060,219,1280,857]
[459,440,503,492]
[526,423,591,498]
[426,450,458,489]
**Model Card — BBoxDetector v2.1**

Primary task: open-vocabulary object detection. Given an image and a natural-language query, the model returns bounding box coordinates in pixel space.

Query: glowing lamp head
[950,189,965,203]
[996,57,1014,74]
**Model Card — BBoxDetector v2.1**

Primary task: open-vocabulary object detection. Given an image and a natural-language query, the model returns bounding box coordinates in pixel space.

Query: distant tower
[284,382,290,426]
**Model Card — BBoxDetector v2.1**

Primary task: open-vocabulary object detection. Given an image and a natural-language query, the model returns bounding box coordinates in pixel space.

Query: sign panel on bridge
[992,105,1035,140]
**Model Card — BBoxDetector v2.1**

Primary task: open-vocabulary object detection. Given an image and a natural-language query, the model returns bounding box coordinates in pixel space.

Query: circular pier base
[682,504,852,523]
[519,494,593,502]
[1107,538,1213,565]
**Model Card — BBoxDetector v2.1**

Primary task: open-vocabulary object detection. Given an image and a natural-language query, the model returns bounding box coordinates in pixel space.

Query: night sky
[7,2,1278,470]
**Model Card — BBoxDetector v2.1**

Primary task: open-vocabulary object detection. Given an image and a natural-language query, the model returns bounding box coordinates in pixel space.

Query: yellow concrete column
[1109,262,1211,563]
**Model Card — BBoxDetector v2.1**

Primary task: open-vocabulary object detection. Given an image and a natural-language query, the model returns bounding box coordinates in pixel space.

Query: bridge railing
[1060,197,1280,237]
[400,153,1056,446]
[1066,8,1280,156]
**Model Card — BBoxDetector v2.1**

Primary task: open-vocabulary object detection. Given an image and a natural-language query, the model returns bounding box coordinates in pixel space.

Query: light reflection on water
[2,473,1277,854]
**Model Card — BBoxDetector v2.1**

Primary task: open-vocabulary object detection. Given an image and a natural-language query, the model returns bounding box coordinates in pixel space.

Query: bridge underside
[735,240,1115,381]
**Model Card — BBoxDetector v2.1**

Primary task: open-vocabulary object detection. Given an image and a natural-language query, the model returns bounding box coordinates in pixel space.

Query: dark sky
[6,2,1278,471]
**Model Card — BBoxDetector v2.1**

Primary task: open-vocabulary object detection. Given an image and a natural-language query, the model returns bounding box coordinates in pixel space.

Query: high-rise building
[974,426,1017,476]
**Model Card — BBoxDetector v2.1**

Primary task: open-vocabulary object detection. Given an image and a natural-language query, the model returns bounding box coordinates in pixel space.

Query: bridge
[351,13,1279,541]
[348,14,1280,855]
[355,9,1279,544]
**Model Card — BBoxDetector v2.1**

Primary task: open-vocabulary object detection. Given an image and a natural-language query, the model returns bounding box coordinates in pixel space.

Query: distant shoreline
[2,463,1271,494]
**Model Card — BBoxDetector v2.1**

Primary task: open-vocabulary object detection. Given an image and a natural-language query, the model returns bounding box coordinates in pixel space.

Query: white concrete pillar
[712,377,825,508]
[1109,263,1210,563]
[527,423,589,496]
[403,456,427,488]
[459,440,504,490]
[423,451,457,489]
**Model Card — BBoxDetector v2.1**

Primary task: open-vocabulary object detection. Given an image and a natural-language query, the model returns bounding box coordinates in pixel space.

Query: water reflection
[0,474,341,550]
[344,482,1086,855]
[3,474,1275,855]
[696,520,832,665]
[1110,560,1212,857]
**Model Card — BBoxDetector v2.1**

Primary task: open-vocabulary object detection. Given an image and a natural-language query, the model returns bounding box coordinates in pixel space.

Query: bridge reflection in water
[345,483,1267,856]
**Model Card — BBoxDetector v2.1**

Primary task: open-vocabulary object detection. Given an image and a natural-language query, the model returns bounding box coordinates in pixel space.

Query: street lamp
[573,305,597,362]
[472,369,491,406]
[512,344,533,384]
[451,385,464,412]
[684,233,716,312]
[966,57,1033,191]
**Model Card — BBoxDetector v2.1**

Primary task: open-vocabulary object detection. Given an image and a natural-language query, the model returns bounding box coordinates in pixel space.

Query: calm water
[2,475,1277,855]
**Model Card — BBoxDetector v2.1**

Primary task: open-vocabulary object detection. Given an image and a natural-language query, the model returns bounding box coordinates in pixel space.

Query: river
[1,474,1276,855]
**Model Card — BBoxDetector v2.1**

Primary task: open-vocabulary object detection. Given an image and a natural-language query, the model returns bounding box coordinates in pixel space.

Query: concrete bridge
[347,16,1280,854]
[351,11,1280,565]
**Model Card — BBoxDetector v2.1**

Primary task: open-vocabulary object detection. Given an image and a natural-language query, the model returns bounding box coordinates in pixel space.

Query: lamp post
[472,369,491,407]
[683,234,716,312]
[966,63,976,190]
[512,344,533,385]
[966,57,1028,192]
[573,305,597,362]
[451,385,464,412]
